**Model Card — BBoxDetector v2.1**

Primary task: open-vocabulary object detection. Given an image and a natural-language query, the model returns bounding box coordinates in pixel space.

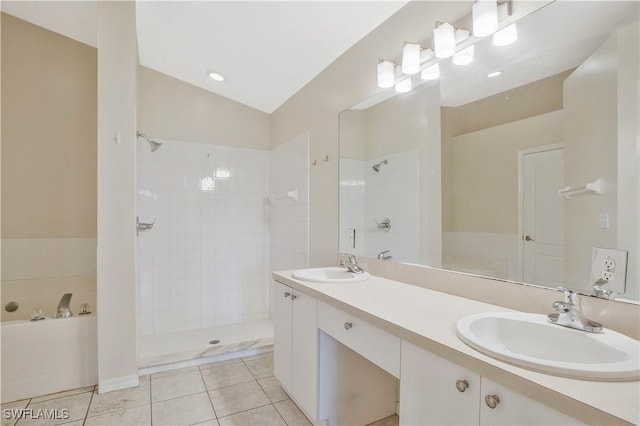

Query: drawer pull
[484,395,500,409]
[290,294,298,300]
[455,379,469,392]
[344,321,353,330]
[284,292,291,298]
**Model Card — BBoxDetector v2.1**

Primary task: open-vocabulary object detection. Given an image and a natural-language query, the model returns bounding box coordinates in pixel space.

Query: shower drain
[209,340,221,345]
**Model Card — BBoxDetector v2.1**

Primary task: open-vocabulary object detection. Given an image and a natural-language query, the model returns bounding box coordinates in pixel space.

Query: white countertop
[273,270,640,425]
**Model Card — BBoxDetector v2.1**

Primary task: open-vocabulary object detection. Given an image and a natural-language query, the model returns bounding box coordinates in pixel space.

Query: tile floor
[2,352,399,426]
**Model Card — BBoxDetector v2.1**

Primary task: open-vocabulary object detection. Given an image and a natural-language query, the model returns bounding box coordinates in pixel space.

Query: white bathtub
[1,315,98,403]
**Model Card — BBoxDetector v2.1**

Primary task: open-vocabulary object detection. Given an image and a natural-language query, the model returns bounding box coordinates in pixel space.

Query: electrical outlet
[591,247,628,294]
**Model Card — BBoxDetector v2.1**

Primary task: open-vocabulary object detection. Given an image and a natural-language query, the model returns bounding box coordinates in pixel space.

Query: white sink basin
[456,312,640,380]
[291,267,370,283]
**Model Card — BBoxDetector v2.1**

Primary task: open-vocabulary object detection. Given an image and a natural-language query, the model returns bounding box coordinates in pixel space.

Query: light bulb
[493,23,518,46]
[207,70,225,82]
[453,45,474,66]
[395,78,412,93]
[402,43,421,75]
[421,63,440,81]
[434,22,456,58]
[377,60,395,88]
[472,0,498,37]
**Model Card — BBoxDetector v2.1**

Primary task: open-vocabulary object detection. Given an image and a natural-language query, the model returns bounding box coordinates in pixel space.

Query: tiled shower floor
[2,351,399,426]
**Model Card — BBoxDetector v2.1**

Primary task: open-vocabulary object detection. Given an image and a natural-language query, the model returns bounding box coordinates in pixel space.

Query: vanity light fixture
[434,22,456,58]
[402,43,422,75]
[395,78,412,93]
[207,70,225,82]
[421,63,440,80]
[488,71,502,77]
[472,0,499,37]
[453,45,474,65]
[377,60,396,88]
[493,23,518,46]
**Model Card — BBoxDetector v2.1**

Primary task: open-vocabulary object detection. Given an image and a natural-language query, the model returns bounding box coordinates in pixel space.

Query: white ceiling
[2,1,407,114]
[135,1,408,113]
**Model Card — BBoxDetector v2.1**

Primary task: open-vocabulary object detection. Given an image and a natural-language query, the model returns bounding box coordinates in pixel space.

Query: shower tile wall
[269,133,309,272]
[339,149,419,263]
[339,159,365,257]
[137,140,270,335]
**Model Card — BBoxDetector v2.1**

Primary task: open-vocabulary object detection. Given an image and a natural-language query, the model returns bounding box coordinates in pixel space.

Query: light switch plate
[591,247,628,294]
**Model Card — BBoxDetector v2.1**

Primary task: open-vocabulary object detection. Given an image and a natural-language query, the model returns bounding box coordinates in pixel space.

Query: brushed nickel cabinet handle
[485,395,500,409]
[455,379,469,392]
[344,321,353,330]
[284,292,291,298]
[290,294,297,300]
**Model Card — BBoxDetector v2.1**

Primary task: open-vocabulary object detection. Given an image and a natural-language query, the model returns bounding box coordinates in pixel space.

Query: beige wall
[137,66,270,149]
[564,21,639,297]
[271,1,473,266]
[445,70,570,136]
[1,13,97,239]
[338,109,365,161]
[443,111,564,234]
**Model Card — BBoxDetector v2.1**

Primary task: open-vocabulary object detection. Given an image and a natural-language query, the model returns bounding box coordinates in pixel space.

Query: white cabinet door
[272,280,293,391]
[291,289,318,419]
[399,340,480,426]
[272,280,318,422]
[480,378,584,426]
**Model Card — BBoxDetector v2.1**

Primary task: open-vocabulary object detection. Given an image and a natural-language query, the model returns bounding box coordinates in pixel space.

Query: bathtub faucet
[54,293,73,318]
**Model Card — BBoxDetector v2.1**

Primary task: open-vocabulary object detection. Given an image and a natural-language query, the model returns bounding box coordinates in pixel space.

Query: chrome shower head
[136,131,163,152]
[372,159,388,172]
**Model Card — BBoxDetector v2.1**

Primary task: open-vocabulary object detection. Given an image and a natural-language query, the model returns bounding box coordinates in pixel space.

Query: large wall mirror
[339,1,640,302]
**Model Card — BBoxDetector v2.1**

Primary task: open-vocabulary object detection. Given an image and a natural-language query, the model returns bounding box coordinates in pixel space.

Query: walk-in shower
[136,131,163,152]
[372,159,387,172]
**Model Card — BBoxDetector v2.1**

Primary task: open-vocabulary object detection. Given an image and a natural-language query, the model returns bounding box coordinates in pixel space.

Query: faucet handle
[557,286,579,305]
[552,301,572,313]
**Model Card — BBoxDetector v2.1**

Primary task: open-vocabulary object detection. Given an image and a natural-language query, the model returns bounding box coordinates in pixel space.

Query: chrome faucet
[377,250,392,261]
[547,287,602,333]
[54,293,73,318]
[339,253,365,274]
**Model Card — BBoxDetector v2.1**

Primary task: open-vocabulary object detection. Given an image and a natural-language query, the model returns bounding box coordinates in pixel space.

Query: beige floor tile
[87,381,150,417]
[367,414,399,426]
[85,405,151,426]
[240,351,272,362]
[151,366,199,380]
[2,400,30,426]
[257,377,288,403]
[200,363,254,390]
[151,392,215,426]
[57,421,84,426]
[16,392,92,426]
[29,387,95,404]
[208,381,270,418]
[273,400,311,426]
[199,358,243,371]
[243,353,273,379]
[151,371,206,403]
[217,405,285,426]
[193,420,219,426]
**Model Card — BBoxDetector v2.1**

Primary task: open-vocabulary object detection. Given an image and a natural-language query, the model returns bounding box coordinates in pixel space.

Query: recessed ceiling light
[488,71,502,78]
[207,70,225,82]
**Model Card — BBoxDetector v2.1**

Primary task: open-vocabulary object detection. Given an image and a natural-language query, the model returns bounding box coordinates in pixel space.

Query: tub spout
[54,293,73,318]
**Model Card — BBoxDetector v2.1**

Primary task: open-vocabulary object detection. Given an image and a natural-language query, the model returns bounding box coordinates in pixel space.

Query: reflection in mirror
[339,1,639,302]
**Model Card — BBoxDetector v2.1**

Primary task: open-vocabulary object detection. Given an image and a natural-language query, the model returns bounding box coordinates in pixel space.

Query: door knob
[524,235,535,241]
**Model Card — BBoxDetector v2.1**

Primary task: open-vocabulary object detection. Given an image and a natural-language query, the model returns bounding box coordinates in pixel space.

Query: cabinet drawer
[318,300,400,378]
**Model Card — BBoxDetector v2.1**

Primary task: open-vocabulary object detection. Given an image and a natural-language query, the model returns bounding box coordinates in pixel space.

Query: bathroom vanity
[272,271,640,426]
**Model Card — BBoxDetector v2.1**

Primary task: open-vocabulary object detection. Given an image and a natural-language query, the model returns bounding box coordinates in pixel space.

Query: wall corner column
[97,0,138,392]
